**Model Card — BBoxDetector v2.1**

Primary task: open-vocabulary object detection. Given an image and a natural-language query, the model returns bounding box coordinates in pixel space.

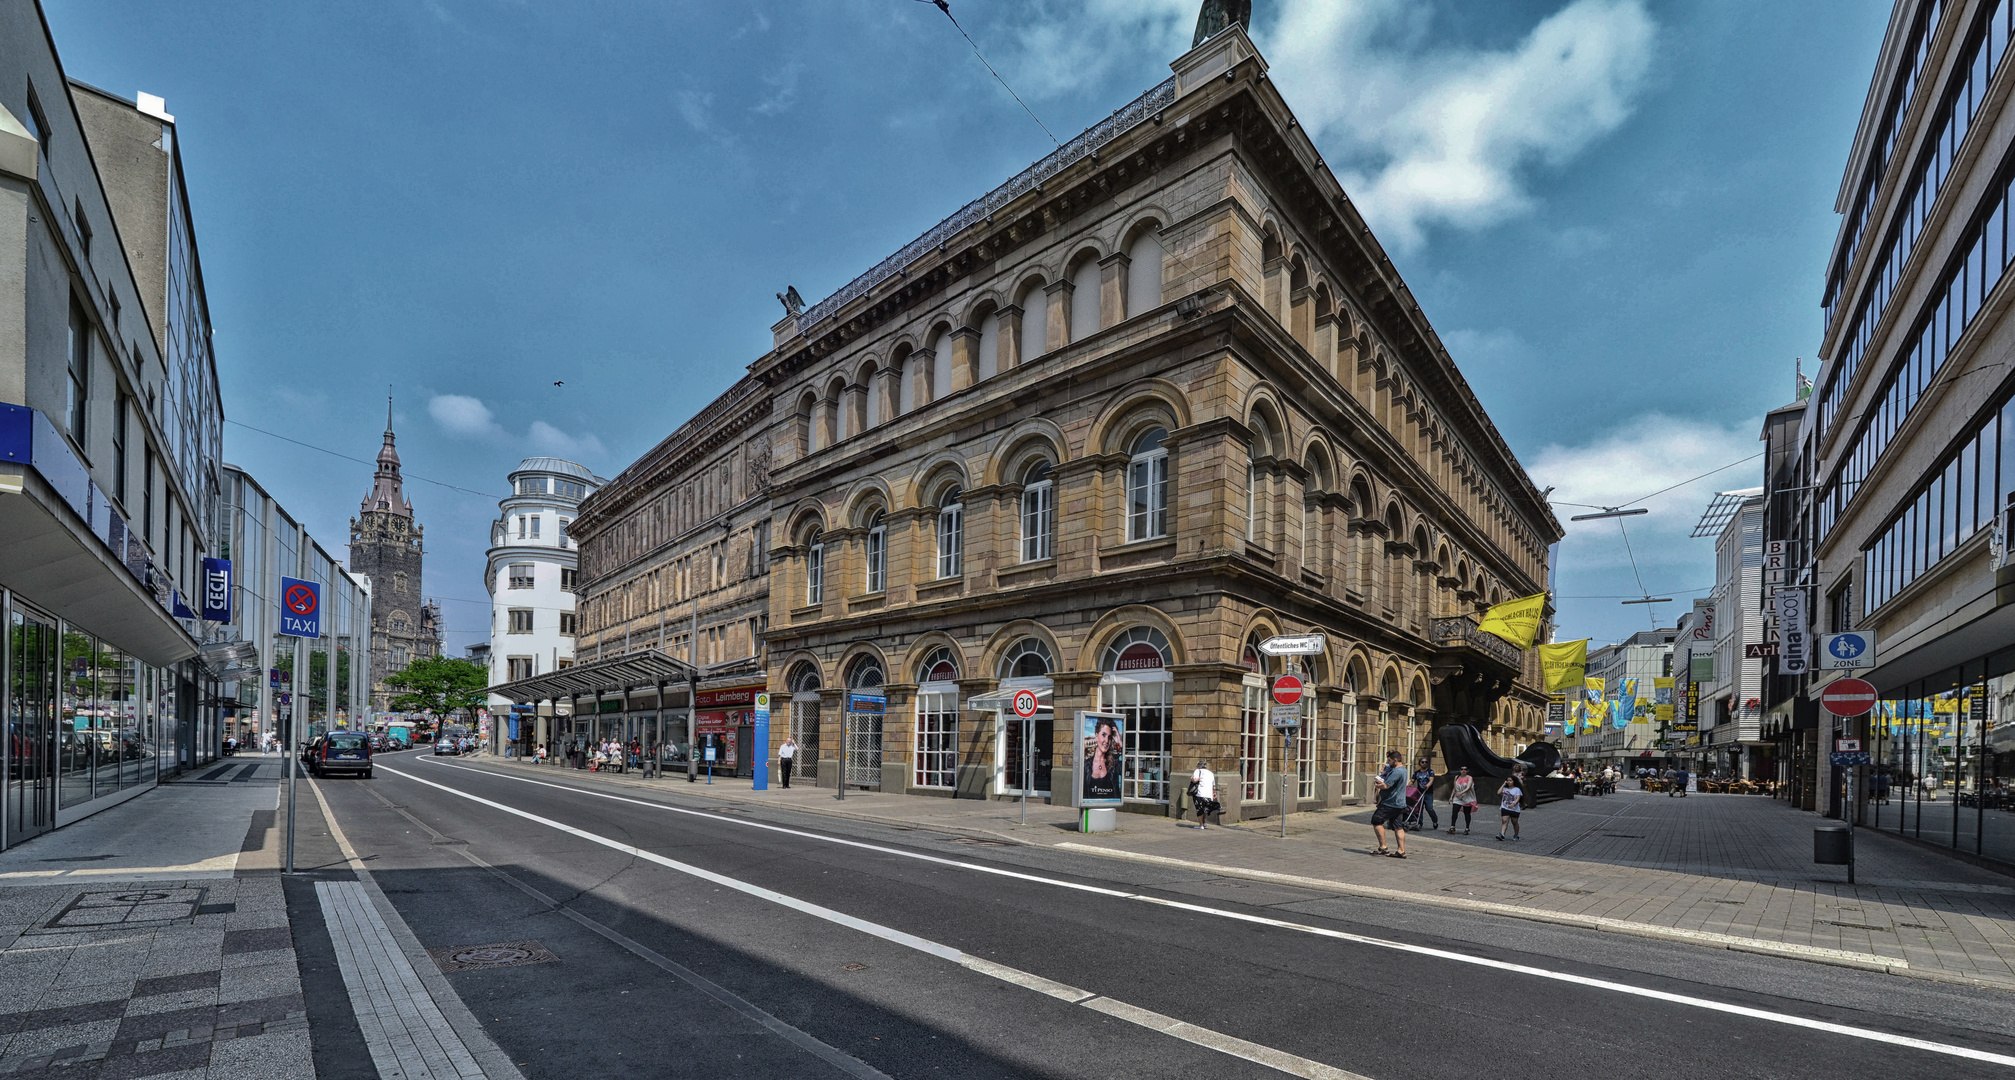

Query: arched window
[864,510,887,593]
[1099,626,1174,804]
[936,485,964,579]
[844,654,885,689]
[1247,413,1274,541]
[914,647,959,789]
[997,637,1055,679]
[805,528,825,605]
[1020,460,1054,562]
[1019,279,1048,362]
[976,307,1001,382]
[1239,631,1267,802]
[796,391,817,454]
[1102,626,1171,672]
[1125,225,1163,318]
[787,661,821,693]
[917,646,960,684]
[1069,256,1102,341]
[1127,427,1170,542]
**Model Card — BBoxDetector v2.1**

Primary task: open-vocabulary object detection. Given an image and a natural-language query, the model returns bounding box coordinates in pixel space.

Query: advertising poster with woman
[1079,712,1124,805]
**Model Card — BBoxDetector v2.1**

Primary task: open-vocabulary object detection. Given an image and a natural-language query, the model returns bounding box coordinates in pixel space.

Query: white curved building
[485,458,604,737]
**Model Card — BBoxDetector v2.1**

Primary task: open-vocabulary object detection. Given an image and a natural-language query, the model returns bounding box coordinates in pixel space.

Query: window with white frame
[1099,626,1175,802]
[559,612,576,636]
[914,647,960,789]
[561,568,577,592]
[1339,698,1357,798]
[1298,684,1318,800]
[936,486,963,579]
[1020,461,1054,562]
[507,657,534,681]
[1239,678,1267,802]
[1127,427,1169,541]
[997,637,1054,679]
[530,515,541,539]
[806,528,825,605]
[865,510,887,592]
[508,564,534,589]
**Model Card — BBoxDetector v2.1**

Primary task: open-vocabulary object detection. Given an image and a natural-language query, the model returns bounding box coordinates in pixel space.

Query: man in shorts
[1370,750,1410,858]
[1497,772,1524,840]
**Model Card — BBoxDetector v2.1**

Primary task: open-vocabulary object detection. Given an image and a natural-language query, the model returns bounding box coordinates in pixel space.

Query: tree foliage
[383,656,489,721]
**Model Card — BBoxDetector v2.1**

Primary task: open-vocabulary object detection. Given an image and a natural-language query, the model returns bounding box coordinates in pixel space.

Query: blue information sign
[201,557,233,622]
[752,693,771,791]
[278,576,322,638]
[847,692,886,715]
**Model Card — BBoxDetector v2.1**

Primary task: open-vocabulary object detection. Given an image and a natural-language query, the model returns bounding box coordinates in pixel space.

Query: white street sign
[1258,634,1326,656]
[1269,704,1302,730]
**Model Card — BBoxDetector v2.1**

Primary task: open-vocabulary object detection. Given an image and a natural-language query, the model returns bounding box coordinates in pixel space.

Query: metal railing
[1430,616,1524,669]
[797,77,1181,331]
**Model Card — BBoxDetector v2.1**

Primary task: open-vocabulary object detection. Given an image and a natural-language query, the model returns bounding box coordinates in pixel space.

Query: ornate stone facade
[573,26,1561,816]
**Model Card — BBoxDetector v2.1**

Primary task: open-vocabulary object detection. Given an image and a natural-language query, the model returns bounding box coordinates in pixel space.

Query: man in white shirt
[778,737,798,788]
[1189,759,1218,829]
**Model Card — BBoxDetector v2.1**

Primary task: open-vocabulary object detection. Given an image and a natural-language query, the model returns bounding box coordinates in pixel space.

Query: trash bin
[1082,807,1118,834]
[1814,824,1852,865]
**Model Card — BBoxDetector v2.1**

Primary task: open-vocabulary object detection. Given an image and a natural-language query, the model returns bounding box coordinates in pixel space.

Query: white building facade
[484,458,602,739]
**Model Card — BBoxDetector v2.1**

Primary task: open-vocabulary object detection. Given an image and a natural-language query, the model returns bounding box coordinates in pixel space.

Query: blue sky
[41,0,1892,651]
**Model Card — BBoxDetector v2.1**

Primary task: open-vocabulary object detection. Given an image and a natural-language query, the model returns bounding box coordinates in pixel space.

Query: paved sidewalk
[476,756,2015,992]
[0,755,311,1080]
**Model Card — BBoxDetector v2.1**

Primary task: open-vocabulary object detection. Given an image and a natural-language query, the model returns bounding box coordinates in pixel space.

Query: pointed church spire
[361,395,413,519]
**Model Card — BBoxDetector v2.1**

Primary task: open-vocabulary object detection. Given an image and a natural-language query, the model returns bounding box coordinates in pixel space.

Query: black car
[310,731,373,778]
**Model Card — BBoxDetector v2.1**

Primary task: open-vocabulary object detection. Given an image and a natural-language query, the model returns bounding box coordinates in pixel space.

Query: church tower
[349,405,441,714]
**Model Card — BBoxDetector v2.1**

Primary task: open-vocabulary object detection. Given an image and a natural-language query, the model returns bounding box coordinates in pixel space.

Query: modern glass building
[2,8,231,849]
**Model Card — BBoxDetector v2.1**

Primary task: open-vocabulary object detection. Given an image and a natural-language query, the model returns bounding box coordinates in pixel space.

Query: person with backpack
[1370,751,1410,857]
[1187,759,1220,829]
[1446,766,1478,835]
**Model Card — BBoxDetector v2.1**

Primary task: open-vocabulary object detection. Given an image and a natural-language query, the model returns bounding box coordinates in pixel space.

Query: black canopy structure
[486,647,700,704]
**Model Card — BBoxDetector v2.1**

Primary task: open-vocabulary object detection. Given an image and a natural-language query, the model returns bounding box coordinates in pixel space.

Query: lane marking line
[381,764,1369,1080]
[357,784,892,1080]
[394,761,2015,1070]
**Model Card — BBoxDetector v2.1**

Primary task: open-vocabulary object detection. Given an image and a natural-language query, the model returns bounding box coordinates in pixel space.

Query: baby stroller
[1400,787,1433,832]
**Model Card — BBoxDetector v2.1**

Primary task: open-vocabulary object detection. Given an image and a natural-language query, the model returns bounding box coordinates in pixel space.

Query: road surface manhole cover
[428,940,559,973]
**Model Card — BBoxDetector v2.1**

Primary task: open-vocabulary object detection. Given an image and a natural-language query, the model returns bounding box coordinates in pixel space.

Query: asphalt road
[305,755,2015,1080]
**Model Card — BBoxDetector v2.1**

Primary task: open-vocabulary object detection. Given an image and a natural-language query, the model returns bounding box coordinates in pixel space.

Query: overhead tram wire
[916,0,1060,149]
[226,419,506,499]
[1551,451,1767,519]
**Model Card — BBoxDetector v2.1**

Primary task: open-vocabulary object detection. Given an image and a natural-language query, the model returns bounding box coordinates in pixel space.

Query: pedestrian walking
[1412,758,1440,831]
[1668,766,1690,797]
[1187,758,1220,829]
[1496,773,1524,841]
[779,736,797,788]
[1370,750,1409,857]
[1871,769,1890,805]
[1446,766,1478,834]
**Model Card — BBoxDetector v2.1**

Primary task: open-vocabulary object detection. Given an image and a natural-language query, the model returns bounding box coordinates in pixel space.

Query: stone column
[910,348,936,408]
[846,381,869,433]
[1099,251,1131,328]
[877,364,902,421]
[1313,312,1338,377]
[1044,280,1074,353]
[995,304,1024,372]
[949,327,981,393]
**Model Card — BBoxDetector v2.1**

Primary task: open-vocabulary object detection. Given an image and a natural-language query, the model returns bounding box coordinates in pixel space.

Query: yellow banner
[1539,639,1590,692]
[1476,592,1548,649]
[1654,677,1674,724]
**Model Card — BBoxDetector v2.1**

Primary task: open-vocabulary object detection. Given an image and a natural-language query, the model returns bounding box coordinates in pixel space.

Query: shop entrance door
[1001,712,1053,795]
[6,605,57,848]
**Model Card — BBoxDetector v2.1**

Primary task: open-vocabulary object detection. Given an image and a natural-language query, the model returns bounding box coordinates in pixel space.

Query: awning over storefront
[967,686,1053,711]
[487,648,701,704]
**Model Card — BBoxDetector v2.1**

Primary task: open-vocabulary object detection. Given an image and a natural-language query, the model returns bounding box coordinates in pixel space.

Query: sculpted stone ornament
[1192,0,1251,48]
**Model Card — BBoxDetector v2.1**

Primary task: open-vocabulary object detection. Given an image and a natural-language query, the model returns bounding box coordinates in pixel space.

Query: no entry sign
[1819,677,1878,717]
[1271,674,1304,707]
[1011,689,1039,718]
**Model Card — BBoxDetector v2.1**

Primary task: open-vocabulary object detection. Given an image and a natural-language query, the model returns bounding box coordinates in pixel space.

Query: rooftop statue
[1192,0,1252,48]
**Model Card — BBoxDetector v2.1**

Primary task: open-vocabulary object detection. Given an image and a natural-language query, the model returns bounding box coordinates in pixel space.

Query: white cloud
[676,89,713,132]
[428,394,503,439]
[429,394,603,461]
[528,420,606,460]
[1001,0,1195,99]
[753,61,802,116]
[1258,0,1656,249]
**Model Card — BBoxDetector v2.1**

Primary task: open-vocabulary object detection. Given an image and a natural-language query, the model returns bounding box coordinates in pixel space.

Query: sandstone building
[535,21,1562,820]
[350,413,440,713]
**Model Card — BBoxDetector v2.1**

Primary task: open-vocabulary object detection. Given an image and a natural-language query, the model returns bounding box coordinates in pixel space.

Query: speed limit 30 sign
[1011,689,1039,718]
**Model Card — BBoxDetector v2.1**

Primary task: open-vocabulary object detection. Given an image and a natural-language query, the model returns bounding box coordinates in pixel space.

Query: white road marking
[397,761,2015,1070]
[381,763,1369,1080]
[317,879,488,1080]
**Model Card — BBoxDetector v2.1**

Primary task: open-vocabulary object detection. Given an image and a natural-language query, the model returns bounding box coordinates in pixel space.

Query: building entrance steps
[470,757,2015,993]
